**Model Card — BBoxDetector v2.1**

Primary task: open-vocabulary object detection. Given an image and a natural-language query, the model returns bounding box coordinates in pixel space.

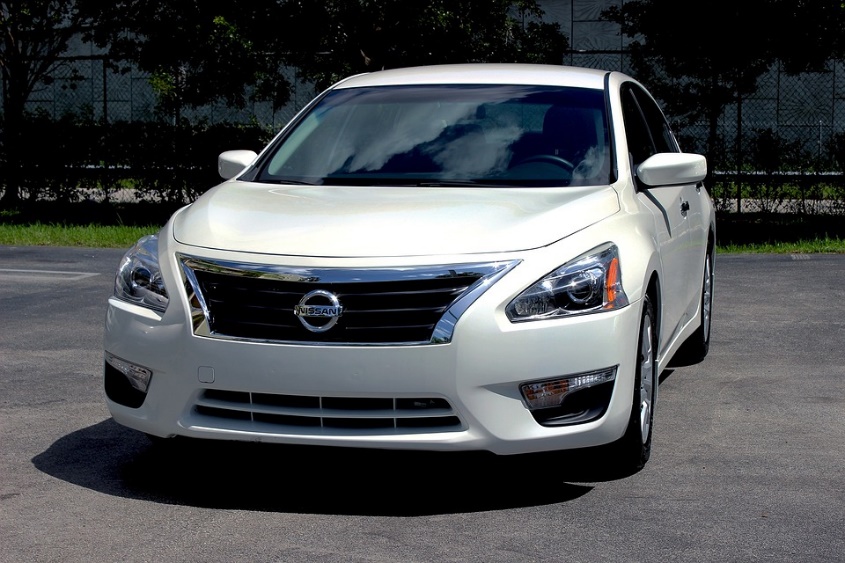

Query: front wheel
[607,295,657,473]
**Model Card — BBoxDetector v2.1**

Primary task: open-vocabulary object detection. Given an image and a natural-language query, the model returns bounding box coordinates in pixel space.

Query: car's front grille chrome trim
[178,256,519,345]
[192,389,464,433]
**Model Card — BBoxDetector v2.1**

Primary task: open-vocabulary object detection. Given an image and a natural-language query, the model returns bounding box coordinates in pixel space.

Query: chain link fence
[2,54,845,213]
[3,56,311,129]
[566,51,845,214]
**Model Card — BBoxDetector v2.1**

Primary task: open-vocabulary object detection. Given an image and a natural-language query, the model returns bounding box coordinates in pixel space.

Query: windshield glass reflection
[259,84,611,188]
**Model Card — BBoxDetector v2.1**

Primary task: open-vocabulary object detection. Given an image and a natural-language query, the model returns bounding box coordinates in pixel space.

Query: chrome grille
[179,257,518,345]
[194,389,462,433]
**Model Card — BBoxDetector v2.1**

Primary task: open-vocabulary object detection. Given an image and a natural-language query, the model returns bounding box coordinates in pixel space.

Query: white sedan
[105,63,715,471]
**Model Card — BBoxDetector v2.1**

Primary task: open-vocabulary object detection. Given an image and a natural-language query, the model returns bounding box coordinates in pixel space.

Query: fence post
[102,59,108,123]
[736,93,743,213]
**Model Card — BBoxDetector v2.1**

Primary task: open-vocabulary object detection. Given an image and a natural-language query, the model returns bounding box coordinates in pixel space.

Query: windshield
[257,84,611,187]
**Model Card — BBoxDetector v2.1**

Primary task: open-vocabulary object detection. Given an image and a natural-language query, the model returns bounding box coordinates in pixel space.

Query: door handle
[680,200,690,216]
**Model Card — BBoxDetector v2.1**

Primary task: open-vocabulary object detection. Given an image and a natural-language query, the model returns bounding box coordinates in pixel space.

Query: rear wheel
[608,295,657,472]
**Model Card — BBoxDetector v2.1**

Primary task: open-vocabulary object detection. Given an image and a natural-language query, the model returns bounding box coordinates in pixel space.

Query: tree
[89,1,567,106]
[0,0,90,206]
[602,0,845,173]
[282,0,568,90]
[83,0,294,121]
[2,1,567,206]
[772,0,845,73]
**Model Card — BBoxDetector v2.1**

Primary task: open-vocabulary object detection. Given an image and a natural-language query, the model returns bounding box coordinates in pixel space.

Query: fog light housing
[520,367,617,426]
[106,353,152,392]
[104,353,153,408]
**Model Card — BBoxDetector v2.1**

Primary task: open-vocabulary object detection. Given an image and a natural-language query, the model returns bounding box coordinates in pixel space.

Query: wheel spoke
[639,313,654,443]
[702,257,712,339]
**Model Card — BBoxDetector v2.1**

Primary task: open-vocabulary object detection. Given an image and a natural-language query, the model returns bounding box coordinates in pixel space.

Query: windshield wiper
[415,180,516,188]
[259,178,317,185]
[291,177,521,187]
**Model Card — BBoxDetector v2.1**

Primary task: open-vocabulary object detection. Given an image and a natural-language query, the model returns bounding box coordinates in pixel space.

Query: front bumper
[104,288,642,455]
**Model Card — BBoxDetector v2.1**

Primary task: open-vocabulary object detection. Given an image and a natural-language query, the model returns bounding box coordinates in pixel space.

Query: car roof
[333,63,612,90]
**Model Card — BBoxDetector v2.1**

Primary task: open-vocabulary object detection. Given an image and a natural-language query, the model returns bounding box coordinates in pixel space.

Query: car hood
[172,182,620,257]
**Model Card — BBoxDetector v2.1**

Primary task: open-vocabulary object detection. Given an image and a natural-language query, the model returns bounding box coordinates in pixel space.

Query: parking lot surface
[1,246,843,562]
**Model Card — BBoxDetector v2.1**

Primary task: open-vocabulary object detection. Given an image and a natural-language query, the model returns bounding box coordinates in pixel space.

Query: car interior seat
[508,106,598,169]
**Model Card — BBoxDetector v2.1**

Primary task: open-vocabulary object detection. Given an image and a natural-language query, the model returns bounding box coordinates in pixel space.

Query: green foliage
[715,211,845,252]
[83,1,294,117]
[601,0,845,174]
[602,0,772,122]
[1,0,94,204]
[117,120,273,203]
[85,1,567,104]
[2,113,273,204]
[282,0,568,89]
[748,128,808,175]
[706,127,845,215]
[828,132,845,172]
[711,176,845,215]
[4,1,567,208]
[0,1,86,103]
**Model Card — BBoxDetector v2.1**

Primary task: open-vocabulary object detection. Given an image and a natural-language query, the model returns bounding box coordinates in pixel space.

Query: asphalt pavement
[1,246,843,562]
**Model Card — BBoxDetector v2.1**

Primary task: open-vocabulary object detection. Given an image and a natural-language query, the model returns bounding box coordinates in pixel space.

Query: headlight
[506,243,629,322]
[114,234,169,312]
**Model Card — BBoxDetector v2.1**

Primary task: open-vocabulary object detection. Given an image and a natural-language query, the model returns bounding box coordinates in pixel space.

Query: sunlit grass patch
[0,223,158,248]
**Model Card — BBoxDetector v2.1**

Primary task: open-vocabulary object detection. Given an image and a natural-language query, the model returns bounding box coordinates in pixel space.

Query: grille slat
[193,390,462,434]
[190,266,480,343]
[179,256,518,344]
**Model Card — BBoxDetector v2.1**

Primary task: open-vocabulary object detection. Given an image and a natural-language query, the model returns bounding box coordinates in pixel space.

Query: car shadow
[659,368,675,384]
[31,419,645,516]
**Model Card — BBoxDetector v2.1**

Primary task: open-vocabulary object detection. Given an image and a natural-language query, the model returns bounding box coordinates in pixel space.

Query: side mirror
[636,153,706,187]
[218,150,258,180]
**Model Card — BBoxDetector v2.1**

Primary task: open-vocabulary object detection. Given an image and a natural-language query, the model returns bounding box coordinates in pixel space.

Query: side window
[620,86,654,166]
[632,86,679,153]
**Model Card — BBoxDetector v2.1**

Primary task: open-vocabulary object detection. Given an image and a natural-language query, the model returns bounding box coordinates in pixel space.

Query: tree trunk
[1,71,26,208]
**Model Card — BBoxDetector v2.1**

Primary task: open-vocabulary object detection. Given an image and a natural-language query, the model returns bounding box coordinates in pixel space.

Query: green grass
[1,203,844,253]
[2,222,843,253]
[0,223,159,248]
[0,201,173,248]
[714,212,845,253]
[717,237,845,254]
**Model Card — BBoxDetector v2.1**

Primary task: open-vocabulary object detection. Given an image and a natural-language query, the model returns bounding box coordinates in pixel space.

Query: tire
[674,248,714,365]
[607,295,657,473]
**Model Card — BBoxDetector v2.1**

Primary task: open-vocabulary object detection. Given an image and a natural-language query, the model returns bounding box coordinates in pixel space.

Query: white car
[105,63,715,471]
